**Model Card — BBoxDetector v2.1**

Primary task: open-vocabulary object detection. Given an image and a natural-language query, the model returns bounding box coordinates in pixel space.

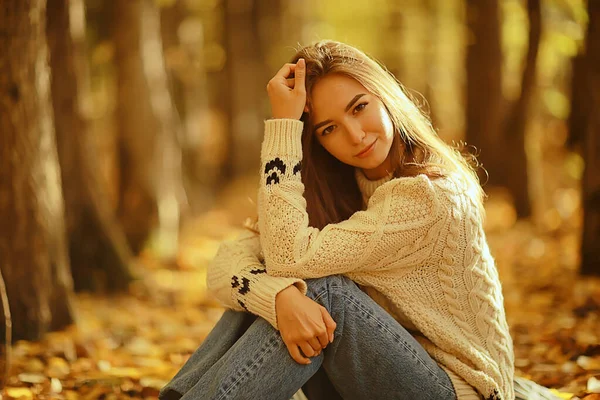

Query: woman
[160,40,513,400]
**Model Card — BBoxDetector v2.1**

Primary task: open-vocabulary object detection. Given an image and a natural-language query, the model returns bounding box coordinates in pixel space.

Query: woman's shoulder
[368,175,441,221]
[376,173,454,197]
[376,173,477,210]
[368,172,479,207]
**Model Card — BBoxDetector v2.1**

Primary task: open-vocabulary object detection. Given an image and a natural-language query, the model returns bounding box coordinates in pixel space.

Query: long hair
[289,40,485,229]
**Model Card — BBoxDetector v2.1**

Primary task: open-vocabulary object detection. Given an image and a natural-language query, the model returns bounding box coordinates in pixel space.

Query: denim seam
[215,333,280,400]
[315,284,455,396]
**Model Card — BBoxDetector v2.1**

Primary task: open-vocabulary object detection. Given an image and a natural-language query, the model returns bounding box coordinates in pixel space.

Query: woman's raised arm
[258,119,443,279]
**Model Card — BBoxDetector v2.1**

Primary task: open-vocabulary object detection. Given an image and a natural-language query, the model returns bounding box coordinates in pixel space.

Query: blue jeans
[159,275,456,400]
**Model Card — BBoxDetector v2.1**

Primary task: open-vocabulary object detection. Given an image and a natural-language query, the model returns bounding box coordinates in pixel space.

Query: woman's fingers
[299,342,316,358]
[273,61,304,90]
[275,63,296,80]
[294,58,306,93]
[286,342,310,365]
[308,337,324,352]
[316,331,329,348]
[321,307,337,343]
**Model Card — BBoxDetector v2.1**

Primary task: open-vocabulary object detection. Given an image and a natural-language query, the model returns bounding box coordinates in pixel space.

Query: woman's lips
[355,139,377,158]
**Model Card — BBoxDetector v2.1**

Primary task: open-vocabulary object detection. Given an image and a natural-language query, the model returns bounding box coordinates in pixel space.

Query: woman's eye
[322,125,335,136]
[353,102,368,113]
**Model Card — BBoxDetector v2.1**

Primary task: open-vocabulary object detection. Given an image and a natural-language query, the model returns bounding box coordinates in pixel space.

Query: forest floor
[3,177,600,400]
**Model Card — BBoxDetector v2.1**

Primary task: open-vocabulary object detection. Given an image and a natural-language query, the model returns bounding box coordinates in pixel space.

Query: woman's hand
[266,59,307,120]
[275,284,336,365]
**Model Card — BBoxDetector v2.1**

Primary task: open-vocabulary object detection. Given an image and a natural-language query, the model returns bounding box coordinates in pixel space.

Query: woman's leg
[164,275,456,400]
[301,366,343,400]
[310,275,456,400]
[159,307,340,400]
[159,310,257,399]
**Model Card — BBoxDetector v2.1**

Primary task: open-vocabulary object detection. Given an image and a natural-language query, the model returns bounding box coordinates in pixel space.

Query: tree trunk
[501,0,541,218]
[381,2,405,84]
[0,269,11,390]
[113,0,184,258]
[581,0,600,276]
[0,0,75,341]
[47,0,134,292]
[161,1,215,213]
[567,54,589,149]
[465,0,504,186]
[224,0,264,178]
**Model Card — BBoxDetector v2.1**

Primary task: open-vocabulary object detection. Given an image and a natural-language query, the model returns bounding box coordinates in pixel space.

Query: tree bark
[381,2,405,84]
[567,54,589,149]
[46,0,134,292]
[465,0,504,186]
[161,1,214,213]
[581,0,600,276]
[113,0,159,254]
[113,0,184,258]
[501,0,541,218]
[0,0,75,341]
[0,269,11,391]
[224,0,264,178]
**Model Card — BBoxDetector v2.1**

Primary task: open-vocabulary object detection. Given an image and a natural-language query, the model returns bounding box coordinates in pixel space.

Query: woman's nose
[346,122,365,144]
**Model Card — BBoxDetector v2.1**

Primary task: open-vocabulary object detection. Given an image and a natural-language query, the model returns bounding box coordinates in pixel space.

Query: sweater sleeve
[258,119,442,279]
[206,228,308,329]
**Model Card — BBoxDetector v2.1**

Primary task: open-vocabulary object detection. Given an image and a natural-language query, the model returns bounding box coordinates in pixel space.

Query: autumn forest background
[0,0,599,398]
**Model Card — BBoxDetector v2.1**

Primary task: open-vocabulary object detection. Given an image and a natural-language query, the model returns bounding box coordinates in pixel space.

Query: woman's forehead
[309,74,369,113]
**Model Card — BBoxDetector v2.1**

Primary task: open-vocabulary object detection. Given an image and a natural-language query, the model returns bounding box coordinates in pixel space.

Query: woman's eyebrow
[313,93,367,134]
[344,93,366,112]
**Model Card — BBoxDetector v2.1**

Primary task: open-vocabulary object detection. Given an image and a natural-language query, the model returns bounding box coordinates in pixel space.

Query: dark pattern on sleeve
[238,277,250,295]
[237,300,248,311]
[231,274,251,308]
[249,268,267,275]
[266,172,280,185]
[293,161,301,175]
[264,158,287,186]
[485,389,500,400]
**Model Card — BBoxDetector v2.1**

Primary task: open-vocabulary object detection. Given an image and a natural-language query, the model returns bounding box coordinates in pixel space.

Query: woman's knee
[305,275,356,301]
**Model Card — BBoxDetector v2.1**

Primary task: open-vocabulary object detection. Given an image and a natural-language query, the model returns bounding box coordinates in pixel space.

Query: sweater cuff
[249,275,308,329]
[262,119,304,160]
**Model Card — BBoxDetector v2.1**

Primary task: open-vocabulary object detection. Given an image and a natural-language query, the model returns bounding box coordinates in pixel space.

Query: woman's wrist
[270,116,301,120]
[276,284,302,302]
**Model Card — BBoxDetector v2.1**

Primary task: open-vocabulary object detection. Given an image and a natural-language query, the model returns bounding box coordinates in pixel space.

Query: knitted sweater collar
[355,168,394,205]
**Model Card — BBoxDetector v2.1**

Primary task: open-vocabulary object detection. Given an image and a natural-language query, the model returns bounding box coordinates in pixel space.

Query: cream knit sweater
[207,119,515,400]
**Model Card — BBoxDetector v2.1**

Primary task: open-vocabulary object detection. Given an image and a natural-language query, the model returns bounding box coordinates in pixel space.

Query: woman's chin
[357,156,388,171]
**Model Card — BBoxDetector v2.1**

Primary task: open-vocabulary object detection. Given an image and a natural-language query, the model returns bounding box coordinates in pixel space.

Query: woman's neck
[361,154,393,180]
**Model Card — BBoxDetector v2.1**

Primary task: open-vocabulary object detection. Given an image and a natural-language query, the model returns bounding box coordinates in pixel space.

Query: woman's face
[310,73,395,180]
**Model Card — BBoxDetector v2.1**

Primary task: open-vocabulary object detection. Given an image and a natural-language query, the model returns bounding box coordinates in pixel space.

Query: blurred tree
[465,0,504,186]
[501,0,541,218]
[113,0,185,259]
[161,1,214,213]
[381,2,404,80]
[0,269,9,390]
[47,0,134,292]
[567,53,589,149]
[423,0,440,128]
[581,0,600,276]
[224,0,265,177]
[0,0,75,341]
[467,0,541,218]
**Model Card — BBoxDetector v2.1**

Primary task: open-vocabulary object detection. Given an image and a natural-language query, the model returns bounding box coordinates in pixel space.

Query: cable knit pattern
[257,119,515,400]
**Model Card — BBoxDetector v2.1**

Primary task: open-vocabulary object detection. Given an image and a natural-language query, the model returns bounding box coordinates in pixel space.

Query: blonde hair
[291,40,485,224]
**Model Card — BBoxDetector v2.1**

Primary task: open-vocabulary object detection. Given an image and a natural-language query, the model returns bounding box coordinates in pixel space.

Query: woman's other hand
[266,59,307,120]
[275,284,336,365]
